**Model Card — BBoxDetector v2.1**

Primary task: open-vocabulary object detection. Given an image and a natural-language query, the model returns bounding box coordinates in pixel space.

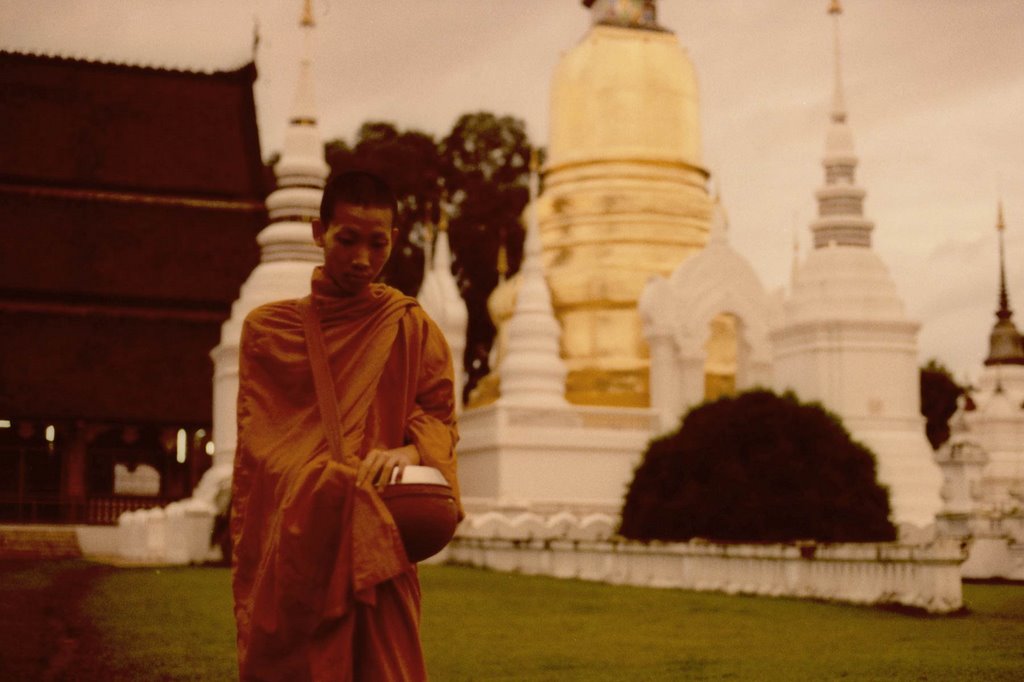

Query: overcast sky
[3,0,1022,384]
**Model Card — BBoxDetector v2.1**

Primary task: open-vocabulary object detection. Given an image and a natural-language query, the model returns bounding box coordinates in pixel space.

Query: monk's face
[313,202,398,295]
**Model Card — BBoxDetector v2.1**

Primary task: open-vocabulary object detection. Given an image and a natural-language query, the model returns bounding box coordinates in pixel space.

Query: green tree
[619,391,896,543]
[920,359,964,450]
[439,112,533,397]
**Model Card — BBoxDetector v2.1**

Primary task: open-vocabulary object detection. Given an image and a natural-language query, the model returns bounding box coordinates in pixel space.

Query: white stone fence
[117,498,218,564]
[448,511,967,614]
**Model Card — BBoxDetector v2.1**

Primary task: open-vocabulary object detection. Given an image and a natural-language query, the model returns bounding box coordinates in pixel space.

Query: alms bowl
[382,465,459,563]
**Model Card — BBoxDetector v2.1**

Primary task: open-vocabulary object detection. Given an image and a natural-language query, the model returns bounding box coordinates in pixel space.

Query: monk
[230,170,460,681]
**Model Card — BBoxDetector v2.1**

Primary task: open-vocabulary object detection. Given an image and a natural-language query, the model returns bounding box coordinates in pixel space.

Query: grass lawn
[1,560,1022,681]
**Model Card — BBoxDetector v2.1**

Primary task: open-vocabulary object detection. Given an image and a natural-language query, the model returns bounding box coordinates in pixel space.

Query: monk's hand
[356,445,421,491]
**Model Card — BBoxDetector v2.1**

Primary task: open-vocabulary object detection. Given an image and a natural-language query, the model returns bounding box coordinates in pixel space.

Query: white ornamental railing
[447,511,966,614]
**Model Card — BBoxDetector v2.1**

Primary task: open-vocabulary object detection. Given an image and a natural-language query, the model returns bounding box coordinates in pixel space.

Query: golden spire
[497,239,509,282]
[301,0,315,28]
[997,199,1006,232]
[828,0,843,16]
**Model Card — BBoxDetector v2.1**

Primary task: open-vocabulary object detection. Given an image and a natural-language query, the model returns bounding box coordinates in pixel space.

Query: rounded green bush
[620,390,896,543]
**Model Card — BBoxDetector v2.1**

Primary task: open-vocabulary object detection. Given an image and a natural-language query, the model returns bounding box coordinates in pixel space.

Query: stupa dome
[549,24,702,170]
[665,208,765,305]
[787,245,907,323]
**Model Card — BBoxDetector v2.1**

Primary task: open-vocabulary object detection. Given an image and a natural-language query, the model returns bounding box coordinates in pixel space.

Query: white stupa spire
[209,0,327,470]
[773,1,944,530]
[985,201,1024,366]
[829,0,847,124]
[418,205,469,409]
[811,0,874,250]
[498,150,568,406]
[260,0,328,262]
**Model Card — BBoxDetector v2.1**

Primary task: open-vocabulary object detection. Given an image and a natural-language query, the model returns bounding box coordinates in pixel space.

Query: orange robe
[231,267,460,681]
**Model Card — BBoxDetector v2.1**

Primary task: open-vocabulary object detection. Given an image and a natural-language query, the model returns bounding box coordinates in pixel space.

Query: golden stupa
[474,0,713,408]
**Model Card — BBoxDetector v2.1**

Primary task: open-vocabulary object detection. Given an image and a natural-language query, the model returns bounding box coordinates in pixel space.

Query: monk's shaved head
[319,170,397,227]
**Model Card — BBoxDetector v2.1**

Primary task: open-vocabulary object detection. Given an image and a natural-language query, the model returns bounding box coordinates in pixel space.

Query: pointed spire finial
[438,195,450,234]
[251,17,261,58]
[301,0,315,28]
[829,0,847,123]
[996,201,1011,319]
[985,199,1024,366]
[707,190,729,244]
[497,144,567,406]
[497,238,509,282]
[422,202,436,269]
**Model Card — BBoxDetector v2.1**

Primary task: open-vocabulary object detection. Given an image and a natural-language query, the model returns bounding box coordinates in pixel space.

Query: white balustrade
[448,510,966,614]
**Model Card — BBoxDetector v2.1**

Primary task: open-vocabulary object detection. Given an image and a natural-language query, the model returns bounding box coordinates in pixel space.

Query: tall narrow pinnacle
[417,199,468,408]
[829,0,846,123]
[422,205,435,271]
[997,200,1011,320]
[985,200,1024,366]
[290,0,317,127]
[498,148,568,406]
[260,0,327,255]
[435,203,452,274]
[301,0,315,28]
[523,150,544,275]
[496,237,509,283]
[809,0,873,250]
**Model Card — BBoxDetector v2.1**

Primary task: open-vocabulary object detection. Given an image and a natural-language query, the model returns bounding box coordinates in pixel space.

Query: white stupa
[497,152,570,408]
[771,1,942,530]
[117,0,328,564]
[966,202,1024,503]
[936,203,1024,578]
[417,207,469,410]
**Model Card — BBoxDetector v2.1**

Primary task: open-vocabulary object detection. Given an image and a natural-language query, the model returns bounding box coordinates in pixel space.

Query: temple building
[0,49,266,525]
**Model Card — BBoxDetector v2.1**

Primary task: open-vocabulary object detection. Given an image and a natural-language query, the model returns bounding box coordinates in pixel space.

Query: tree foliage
[440,112,531,395]
[323,113,534,400]
[919,359,964,450]
[619,391,896,543]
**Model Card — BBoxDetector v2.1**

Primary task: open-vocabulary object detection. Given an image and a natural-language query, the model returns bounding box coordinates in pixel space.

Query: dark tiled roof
[0,50,265,199]
[0,50,269,423]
